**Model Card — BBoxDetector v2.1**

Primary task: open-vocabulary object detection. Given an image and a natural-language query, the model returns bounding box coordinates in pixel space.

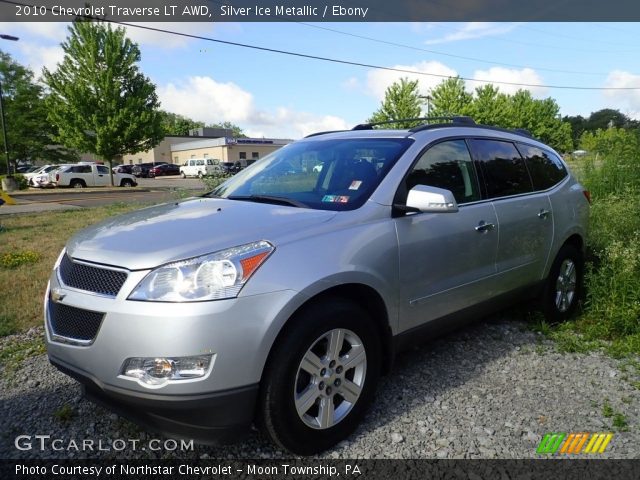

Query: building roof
[170,137,293,152]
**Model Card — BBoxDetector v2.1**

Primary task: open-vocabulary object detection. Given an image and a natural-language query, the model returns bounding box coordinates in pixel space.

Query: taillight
[56,173,59,181]
[583,190,591,204]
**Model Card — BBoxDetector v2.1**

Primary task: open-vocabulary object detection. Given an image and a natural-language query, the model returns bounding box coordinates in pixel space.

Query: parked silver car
[45,117,589,454]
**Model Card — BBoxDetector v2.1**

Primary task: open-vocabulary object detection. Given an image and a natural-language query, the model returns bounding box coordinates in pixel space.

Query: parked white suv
[52,164,137,188]
[45,117,589,454]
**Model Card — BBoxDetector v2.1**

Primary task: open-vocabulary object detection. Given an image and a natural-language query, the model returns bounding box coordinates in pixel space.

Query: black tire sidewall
[260,299,381,455]
[542,245,584,322]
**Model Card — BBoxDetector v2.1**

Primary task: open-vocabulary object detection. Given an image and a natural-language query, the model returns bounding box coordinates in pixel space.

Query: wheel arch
[262,283,394,383]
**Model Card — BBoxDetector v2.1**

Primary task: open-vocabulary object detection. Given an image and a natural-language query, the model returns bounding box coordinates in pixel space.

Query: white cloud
[366,61,458,101]
[342,76,360,91]
[470,67,548,96]
[425,22,521,45]
[16,43,65,77]
[158,76,254,123]
[603,70,640,119]
[0,22,68,42]
[157,76,349,139]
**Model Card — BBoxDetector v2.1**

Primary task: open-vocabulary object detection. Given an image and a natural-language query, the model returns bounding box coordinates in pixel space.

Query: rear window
[467,139,533,198]
[517,143,568,191]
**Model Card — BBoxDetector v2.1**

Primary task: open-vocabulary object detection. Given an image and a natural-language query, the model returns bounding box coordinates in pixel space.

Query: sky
[0,21,639,139]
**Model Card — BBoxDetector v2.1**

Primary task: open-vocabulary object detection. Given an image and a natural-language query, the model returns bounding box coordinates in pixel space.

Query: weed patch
[0,250,40,269]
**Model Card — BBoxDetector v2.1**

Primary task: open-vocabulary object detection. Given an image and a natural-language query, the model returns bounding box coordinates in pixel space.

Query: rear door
[395,139,499,331]
[468,138,554,291]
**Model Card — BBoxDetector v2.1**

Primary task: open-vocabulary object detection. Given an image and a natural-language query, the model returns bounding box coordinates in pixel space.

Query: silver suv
[45,117,589,454]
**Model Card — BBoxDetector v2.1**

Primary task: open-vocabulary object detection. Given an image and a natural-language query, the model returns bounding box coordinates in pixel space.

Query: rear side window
[406,140,480,204]
[517,143,567,190]
[97,166,109,174]
[71,165,91,173]
[468,139,533,198]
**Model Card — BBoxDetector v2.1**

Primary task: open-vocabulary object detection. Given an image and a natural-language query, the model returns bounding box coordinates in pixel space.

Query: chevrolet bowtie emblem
[51,288,66,303]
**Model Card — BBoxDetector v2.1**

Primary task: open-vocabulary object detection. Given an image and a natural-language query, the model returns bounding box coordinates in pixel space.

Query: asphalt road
[17,190,183,208]
[6,175,209,210]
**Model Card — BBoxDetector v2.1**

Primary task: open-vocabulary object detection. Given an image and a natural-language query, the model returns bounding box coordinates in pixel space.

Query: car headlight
[128,241,274,302]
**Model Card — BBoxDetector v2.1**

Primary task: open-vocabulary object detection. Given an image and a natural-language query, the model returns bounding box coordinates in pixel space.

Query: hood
[67,198,336,270]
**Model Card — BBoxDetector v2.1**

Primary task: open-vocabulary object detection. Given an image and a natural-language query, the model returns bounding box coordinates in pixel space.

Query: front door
[395,139,499,332]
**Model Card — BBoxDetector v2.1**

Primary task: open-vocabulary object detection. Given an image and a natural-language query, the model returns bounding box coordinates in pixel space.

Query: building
[170,137,292,166]
[120,130,292,167]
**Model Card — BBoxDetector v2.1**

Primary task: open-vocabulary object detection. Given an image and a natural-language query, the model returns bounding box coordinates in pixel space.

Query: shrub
[0,173,28,190]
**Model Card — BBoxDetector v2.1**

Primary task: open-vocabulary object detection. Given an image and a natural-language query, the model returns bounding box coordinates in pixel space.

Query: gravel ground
[1,315,638,460]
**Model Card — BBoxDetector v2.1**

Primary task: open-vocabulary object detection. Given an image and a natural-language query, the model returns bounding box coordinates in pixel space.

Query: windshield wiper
[227,195,307,208]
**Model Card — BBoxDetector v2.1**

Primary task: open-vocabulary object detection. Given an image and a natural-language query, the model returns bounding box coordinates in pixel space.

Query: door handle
[538,209,551,219]
[475,221,495,233]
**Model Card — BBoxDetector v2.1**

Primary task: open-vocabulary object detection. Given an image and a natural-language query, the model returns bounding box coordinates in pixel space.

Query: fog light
[121,354,213,387]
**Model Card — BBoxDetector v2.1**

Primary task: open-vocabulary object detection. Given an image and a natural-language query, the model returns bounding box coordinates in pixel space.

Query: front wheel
[540,244,584,322]
[120,179,133,187]
[259,299,381,455]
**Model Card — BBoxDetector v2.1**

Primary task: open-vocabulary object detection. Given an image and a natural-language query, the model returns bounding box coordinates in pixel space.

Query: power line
[100,22,640,91]
[1,0,639,91]
[296,22,609,76]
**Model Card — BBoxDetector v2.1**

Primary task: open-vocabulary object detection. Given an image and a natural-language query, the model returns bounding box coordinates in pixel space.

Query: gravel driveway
[1,314,638,459]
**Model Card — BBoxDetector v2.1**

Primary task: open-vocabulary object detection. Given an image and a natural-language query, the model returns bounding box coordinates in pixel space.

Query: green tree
[44,20,164,185]
[0,51,75,174]
[159,111,204,136]
[467,84,510,125]
[368,77,422,128]
[208,121,246,138]
[428,77,473,117]
[504,90,572,152]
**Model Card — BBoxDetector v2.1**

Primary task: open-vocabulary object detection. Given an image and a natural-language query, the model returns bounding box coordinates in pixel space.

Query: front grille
[59,254,127,297]
[48,299,104,343]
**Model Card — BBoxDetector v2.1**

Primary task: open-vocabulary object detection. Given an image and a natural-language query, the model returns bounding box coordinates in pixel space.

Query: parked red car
[149,163,181,176]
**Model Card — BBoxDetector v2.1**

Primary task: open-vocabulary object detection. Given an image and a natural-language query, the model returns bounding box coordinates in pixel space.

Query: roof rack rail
[352,116,476,131]
[304,130,347,138]
[512,128,533,138]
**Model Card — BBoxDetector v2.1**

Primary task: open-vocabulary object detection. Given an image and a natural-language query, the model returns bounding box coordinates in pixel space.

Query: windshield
[209,138,412,210]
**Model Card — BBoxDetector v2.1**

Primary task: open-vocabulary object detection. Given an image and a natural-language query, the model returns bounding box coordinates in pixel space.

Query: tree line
[369,77,639,153]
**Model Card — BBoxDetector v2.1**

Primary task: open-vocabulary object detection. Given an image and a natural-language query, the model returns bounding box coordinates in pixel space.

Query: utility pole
[0,34,19,177]
[419,94,433,117]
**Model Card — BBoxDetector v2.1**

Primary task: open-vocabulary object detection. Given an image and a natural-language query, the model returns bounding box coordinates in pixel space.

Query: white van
[179,158,223,178]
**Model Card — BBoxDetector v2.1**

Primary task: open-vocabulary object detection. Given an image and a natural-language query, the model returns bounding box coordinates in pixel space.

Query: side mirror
[404,185,459,213]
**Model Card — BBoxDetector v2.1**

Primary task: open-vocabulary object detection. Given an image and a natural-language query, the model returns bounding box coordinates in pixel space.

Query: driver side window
[406,140,480,204]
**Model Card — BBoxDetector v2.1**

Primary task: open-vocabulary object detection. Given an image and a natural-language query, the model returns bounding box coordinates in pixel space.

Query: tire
[120,179,133,187]
[198,171,204,179]
[70,179,85,189]
[259,299,381,455]
[181,172,186,179]
[540,244,584,323]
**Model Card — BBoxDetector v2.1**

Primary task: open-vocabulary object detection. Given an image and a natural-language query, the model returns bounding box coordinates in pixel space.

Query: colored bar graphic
[537,433,566,454]
[584,433,614,454]
[538,432,614,455]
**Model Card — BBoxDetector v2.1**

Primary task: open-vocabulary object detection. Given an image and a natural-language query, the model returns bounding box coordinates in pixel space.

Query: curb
[8,187,152,196]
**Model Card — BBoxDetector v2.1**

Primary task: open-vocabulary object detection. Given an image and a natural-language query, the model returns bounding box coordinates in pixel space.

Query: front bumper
[45,261,300,440]
[51,357,258,444]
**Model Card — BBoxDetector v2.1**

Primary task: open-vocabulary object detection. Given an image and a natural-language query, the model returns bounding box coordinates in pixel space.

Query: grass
[601,400,629,431]
[0,203,145,336]
[53,404,75,423]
